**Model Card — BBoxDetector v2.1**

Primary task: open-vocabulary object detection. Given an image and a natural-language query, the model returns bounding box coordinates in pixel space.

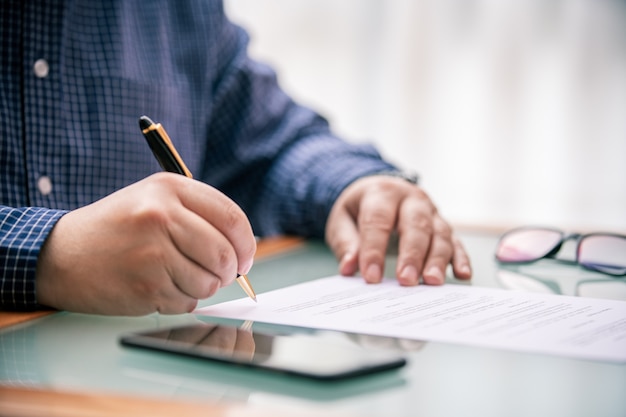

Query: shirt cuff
[0,207,67,310]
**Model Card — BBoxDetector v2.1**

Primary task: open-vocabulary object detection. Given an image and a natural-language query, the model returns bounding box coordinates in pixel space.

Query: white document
[196,276,626,363]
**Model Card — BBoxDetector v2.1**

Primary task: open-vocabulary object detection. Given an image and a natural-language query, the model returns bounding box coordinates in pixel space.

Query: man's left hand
[325,176,472,285]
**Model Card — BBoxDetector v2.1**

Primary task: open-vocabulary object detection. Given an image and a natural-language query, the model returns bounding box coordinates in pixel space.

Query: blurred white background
[225,0,626,232]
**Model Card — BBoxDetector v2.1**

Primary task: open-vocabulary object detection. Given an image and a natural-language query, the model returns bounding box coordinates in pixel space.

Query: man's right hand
[35,173,257,316]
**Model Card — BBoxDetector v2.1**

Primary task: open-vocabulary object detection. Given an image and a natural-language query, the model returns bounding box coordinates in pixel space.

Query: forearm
[253,134,396,238]
[200,23,396,237]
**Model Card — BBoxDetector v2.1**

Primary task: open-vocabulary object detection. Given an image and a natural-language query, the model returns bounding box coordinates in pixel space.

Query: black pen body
[139,116,191,177]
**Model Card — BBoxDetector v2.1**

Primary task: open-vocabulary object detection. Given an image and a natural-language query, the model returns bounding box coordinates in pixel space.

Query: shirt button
[37,176,53,195]
[33,59,49,78]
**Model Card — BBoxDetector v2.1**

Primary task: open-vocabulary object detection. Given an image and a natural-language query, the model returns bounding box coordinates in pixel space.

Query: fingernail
[365,263,382,283]
[425,266,444,284]
[460,265,471,276]
[339,253,352,276]
[340,252,354,267]
[399,265,418,285]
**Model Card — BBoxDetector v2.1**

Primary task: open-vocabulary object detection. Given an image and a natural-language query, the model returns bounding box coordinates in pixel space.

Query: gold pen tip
[236,274,257,302]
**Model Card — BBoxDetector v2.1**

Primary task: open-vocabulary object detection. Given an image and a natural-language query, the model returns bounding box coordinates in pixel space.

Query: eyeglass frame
[494,226,626,277]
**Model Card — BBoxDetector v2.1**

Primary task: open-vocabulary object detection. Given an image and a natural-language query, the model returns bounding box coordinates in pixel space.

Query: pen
[138,115,257,302]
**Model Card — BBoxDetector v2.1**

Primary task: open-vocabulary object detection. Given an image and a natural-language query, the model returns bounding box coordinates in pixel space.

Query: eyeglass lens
[495,229,562,263]
[578,235,626,275]
[496,228,626,276]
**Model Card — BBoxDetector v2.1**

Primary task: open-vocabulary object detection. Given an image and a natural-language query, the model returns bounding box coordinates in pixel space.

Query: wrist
[368,170,419,185]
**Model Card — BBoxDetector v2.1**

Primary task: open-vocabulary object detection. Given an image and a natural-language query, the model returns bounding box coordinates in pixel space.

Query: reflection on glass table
[493,227,626,301]
[496,262,626,301]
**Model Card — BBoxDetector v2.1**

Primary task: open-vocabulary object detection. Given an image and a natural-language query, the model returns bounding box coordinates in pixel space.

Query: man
[0,0,471,315]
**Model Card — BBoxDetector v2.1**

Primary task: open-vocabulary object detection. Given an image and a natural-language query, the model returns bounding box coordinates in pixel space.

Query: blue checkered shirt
[0,0,395,310]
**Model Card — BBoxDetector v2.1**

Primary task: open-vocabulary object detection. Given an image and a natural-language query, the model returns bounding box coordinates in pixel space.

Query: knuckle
[360,247,386,265]
[131,275,163,307]
[412,186,431,202]
[223,200,244,232]
[330,238,350,258]
[414,217,434,235]
[146,171,184,194]
[428,240,454,261]
[360,207,394,232]
[151,171,182,186]
[215,245,237,279]
[436,222,453,239]
[131,200,170,232]
[403,183,428,200]
[428,253,450,266]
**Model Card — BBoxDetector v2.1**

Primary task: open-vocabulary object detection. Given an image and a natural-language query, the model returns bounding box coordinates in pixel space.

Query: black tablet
[120,322,407,381]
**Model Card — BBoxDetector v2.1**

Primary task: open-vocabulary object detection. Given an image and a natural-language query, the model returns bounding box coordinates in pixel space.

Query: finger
[234,329,256,360]
[451,236,472,280]
[146,278,198,315]
[168,324,219,344]
[167,205,239,287]
[357,192,398,283]
[395,196,436,286]
[326,205,360,276]
[166,174,257,275]
[421,217,454,285]
[166,249,222,299]
[120,249,200,315]
[200,325,238,355]
[126,222,220,310]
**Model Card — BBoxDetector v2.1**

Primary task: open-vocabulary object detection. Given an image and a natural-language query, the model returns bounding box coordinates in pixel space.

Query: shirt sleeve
[0,207,66,310]
[201,19,397,238]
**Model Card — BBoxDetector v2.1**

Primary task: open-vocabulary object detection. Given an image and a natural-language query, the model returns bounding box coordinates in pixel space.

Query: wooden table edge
[0,385,339,417]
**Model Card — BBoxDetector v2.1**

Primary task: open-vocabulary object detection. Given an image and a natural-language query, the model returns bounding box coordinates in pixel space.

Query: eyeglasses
[495,227,626,276]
